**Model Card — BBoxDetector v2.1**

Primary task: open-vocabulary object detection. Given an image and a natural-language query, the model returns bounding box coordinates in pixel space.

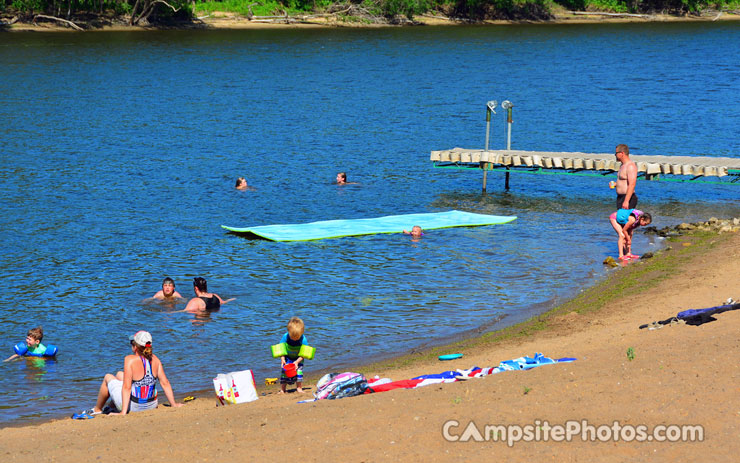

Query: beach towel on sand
[677,303,740,326]
[640,302,740,329]
[363,354,576,394]
[297,354,575,401]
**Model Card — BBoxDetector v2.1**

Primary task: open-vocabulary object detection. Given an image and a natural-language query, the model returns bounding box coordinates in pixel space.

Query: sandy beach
[1,226,738,461]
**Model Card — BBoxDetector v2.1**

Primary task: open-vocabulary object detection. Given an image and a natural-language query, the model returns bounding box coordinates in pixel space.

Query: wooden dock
[431,148,740,182]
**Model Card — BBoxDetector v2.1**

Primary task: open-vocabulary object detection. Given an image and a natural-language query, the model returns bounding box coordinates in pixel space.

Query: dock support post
[483,100,497,193]
[502,100,514,190]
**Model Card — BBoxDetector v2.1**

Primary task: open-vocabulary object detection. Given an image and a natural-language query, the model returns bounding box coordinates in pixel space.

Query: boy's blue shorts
[280,361,304,384]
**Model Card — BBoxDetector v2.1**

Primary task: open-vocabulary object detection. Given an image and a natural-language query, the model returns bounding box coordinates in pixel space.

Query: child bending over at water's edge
[609,209,652,261]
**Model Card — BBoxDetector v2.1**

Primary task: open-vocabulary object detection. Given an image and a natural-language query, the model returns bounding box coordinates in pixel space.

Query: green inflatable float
[271,342,315,360]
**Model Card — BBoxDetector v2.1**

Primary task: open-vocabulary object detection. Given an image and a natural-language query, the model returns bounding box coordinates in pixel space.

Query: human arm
[152,290,164,300]
[155,357,182,408]
[280,355,286,367]
[113,357,134,415]
[293,356,304,365]
[403,230,410,235]
[622,163,637,209]
[215,294,235,304]
[623,217,637,254]
[3,354,20,362]
[184,297,205,312]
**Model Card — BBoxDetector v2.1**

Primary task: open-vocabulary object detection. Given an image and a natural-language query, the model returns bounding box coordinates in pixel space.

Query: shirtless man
[152,277,183,301]
[614,144,638,210]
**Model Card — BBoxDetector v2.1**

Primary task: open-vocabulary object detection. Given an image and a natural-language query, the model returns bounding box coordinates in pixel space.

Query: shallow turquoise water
[0,23,739,425]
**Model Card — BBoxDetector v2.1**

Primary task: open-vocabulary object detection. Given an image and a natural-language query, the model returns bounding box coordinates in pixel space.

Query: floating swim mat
[221,210,517,242]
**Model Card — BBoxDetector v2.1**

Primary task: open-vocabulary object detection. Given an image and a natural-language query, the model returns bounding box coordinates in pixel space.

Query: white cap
[129,331,152,347]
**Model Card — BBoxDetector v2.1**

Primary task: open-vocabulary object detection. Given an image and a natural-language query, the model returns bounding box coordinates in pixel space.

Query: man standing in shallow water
[614,144,638,210]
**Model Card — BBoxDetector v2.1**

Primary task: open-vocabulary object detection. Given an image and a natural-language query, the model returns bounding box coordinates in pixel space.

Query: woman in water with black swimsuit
[184,277,233,313]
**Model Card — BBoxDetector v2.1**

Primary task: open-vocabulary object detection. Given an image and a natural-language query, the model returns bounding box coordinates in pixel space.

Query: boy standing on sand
[279,317,307,394]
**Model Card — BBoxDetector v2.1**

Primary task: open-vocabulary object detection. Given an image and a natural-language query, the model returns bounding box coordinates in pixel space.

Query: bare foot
[296,388,305,393]
[278,390,285,394]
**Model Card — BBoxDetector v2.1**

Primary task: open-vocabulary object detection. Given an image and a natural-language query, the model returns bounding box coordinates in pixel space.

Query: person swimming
[403,225,423,238]
[184,277,234,312]
[152,277,183,301]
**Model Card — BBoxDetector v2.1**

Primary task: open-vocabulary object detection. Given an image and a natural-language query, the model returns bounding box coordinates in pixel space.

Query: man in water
[152,277,183,301]
[614,144,638,210]
[235,177,249,190]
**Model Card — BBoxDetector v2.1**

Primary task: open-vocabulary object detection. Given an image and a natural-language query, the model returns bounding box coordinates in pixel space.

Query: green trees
[1,0,737,24]
[2,0,190,23]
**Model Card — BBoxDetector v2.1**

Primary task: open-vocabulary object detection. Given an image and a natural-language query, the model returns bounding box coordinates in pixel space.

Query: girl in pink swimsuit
[609,209,652,260]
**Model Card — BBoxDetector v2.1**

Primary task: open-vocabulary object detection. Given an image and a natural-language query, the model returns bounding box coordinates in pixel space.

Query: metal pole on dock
[502,100,514,190]
[483,100,497,193]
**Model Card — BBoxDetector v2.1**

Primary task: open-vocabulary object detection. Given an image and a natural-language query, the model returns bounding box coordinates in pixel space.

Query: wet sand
[1,228,738,461]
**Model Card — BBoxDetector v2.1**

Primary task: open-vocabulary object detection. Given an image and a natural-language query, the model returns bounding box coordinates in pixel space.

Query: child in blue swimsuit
[609,209,652,260]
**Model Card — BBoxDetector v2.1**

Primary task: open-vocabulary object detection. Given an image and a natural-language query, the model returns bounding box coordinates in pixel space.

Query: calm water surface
[1,23,739,425]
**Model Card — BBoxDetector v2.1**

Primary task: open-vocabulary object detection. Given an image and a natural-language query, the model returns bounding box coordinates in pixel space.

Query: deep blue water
[1,22,739,425]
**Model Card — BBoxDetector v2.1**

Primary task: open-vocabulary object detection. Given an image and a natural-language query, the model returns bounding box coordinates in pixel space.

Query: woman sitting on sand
[77,331,181,417]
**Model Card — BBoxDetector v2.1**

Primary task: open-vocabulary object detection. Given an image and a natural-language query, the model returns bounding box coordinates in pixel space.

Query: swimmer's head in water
[235,177,247,189]
[193,277,208,293]
[336,172,347,184]
[26,326,43,346]
[287,316,304,341]
[162,277,176,297]
[411,225,423,237]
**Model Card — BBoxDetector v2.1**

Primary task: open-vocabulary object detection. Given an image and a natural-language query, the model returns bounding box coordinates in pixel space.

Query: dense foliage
[2,0,739,25]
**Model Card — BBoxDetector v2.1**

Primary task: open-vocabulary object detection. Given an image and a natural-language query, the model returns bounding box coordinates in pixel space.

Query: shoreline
[0,230,649,428]
[2,223,737,455]
[3,10,740,32]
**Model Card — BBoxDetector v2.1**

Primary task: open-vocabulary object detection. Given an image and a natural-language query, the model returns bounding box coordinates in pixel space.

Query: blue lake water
[1,22,739,425]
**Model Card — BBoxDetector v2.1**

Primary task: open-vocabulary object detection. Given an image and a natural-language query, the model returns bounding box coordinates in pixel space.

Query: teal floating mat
[221,210,517,242]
